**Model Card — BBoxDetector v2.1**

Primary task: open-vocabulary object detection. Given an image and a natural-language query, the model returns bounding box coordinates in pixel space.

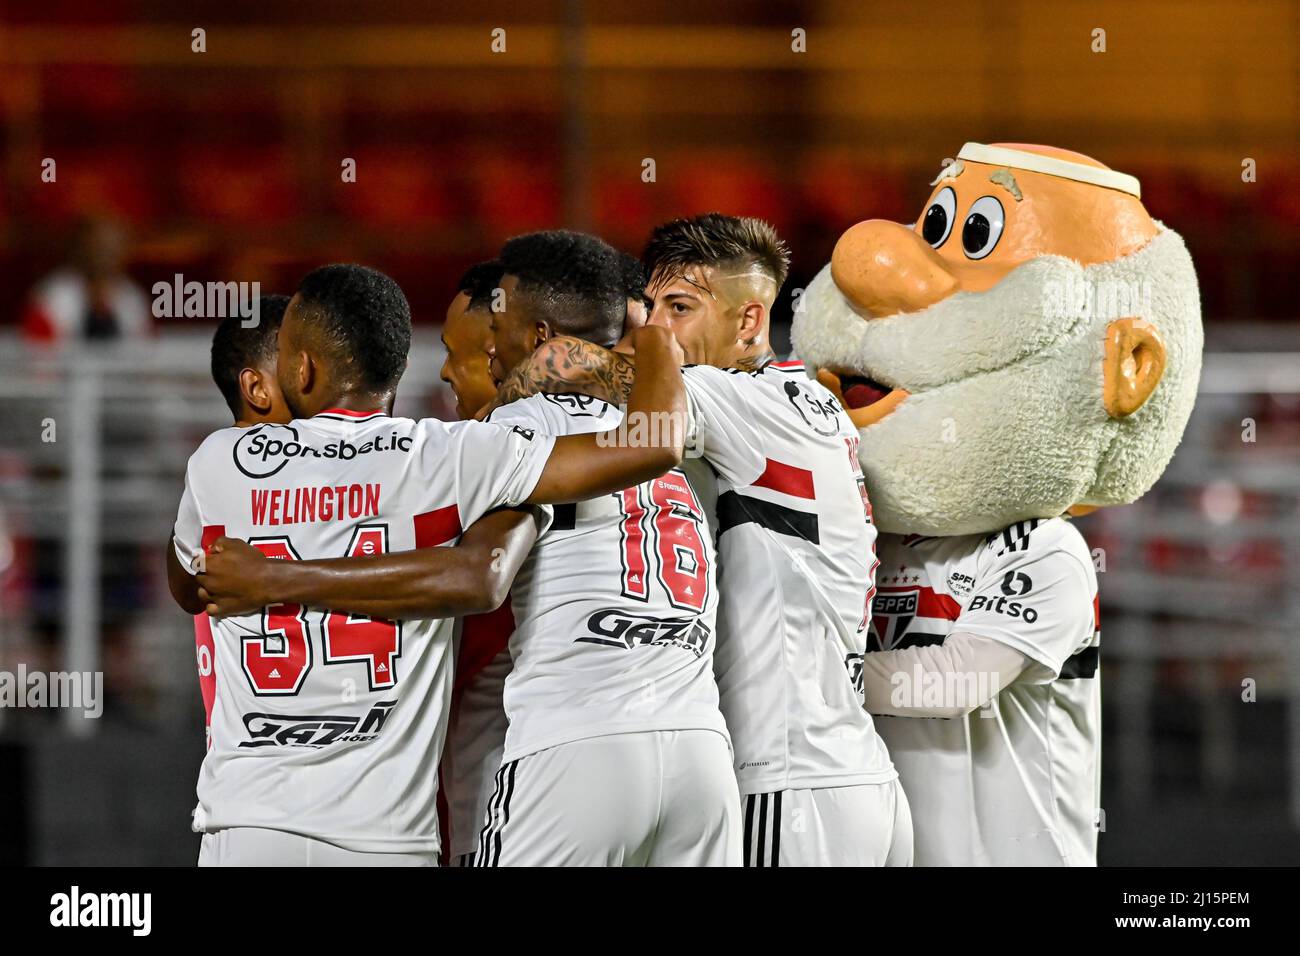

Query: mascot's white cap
[957,142,1142,198]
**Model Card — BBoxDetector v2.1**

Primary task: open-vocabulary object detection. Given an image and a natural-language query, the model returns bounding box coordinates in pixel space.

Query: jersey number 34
[242,526,403,696]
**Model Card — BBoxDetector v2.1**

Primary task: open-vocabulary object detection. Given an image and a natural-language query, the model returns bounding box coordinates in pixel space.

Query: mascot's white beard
[792,225,1203,536]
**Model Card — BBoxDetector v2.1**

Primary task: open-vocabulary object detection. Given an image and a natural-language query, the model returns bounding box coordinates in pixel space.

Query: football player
[492,215,913,867]
[474,231,737,866]
[442,251,678,866]
[200,235,741,866]
[437,260,518,867]
[189,295,293,750]
[166,263,687,865]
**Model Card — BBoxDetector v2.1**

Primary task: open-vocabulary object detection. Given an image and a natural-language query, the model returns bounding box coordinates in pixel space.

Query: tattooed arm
[481,336,636,418]
[524,326,686,505]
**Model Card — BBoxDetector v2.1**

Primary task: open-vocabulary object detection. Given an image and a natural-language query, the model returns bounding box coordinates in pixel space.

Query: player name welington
[250,483,381,526]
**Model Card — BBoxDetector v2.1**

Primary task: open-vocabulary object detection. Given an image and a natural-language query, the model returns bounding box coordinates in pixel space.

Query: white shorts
[444,651,511,862]
[476,729,742,867]
[742,780,914,867]
[198,828,440,867]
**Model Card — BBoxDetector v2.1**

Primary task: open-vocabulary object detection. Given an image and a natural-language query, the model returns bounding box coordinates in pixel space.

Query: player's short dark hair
[457,260,504,312]
[210,294,289,417]
[498,231,627,347]
[617,250,650,311]
[293,264,411,393]
[644,212,791,291]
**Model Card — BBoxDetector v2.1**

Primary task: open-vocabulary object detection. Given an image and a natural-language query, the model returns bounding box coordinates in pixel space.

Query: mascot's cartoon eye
[962,195,1006,260]
[921,186,956,248]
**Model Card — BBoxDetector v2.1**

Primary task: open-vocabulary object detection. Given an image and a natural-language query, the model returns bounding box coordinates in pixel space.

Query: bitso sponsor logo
[968,594,1039,623]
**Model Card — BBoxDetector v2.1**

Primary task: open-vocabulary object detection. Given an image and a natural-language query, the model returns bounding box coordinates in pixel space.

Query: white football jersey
[487,393,729,763]
[172,408,554,854]
[867,518,1100,866]
[682,362,896,794]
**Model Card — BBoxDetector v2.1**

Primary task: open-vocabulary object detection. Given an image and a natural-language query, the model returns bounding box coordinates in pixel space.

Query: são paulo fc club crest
[869,587,920,651]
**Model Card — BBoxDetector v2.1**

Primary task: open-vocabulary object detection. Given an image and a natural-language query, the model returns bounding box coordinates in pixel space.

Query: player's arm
[196,506,542,619]
[861,632,1031,719]
[522,326,684,505]
[479,336,635,418]
[166,540,207,615]
[167,471,207,615]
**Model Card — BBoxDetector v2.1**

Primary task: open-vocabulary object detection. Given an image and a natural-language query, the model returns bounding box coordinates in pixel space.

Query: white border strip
[957,142,1141,198]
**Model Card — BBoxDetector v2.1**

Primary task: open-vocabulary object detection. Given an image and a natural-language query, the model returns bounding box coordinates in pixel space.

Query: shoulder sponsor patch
[541,393,613,418]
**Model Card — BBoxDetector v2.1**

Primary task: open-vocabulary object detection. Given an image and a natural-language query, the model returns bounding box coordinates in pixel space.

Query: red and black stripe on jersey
[716,458,820,544]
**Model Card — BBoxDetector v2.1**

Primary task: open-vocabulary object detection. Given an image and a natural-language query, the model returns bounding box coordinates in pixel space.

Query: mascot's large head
[793,143,1203,536]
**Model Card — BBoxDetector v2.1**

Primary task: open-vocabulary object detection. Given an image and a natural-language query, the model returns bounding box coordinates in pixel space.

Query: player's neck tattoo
[732,349,777,373]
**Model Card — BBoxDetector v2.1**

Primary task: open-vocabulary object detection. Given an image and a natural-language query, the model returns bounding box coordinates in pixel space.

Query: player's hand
[630,324,684,369]
[196,536,272,617]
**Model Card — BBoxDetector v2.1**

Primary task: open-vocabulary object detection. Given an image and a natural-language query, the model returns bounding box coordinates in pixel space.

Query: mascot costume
[792,143,1203,865]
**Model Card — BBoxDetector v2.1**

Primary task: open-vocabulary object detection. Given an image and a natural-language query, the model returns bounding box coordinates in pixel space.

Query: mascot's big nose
[831,219,959,318]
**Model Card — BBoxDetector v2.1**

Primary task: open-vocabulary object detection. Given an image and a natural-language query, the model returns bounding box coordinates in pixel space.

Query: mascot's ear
[1103,317,1166,418]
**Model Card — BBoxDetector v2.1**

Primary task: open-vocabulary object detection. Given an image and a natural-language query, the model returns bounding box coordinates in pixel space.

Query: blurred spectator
[21,217,151,344]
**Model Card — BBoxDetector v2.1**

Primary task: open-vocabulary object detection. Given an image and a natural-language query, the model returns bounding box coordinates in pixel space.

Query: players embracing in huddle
[170,212,1097,868]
